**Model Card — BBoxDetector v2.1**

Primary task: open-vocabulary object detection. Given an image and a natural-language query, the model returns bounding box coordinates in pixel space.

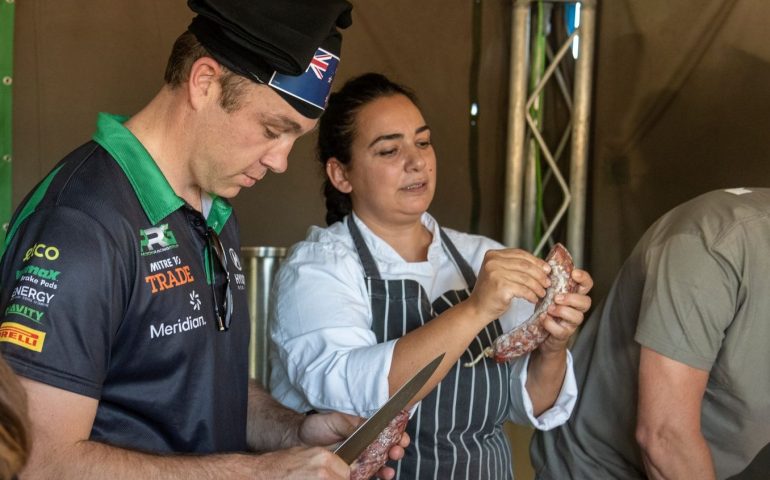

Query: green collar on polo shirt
[92,112,231,233]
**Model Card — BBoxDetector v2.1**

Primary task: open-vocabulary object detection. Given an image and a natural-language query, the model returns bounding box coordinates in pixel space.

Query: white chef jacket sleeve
[507,350,578,429]
[270,238,393,418]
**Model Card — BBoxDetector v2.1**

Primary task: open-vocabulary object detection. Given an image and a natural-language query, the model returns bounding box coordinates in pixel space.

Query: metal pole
[503,1,532,247]
[242,246,286,388]
[566,0,596,268]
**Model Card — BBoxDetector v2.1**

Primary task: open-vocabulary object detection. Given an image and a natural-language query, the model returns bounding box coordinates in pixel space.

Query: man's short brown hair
[164,31,251,113]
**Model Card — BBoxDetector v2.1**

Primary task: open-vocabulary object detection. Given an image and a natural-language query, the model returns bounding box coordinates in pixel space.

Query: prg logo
[140,224,179,256]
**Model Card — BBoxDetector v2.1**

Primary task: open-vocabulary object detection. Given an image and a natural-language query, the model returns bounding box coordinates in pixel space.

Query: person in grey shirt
[531,188,770,480]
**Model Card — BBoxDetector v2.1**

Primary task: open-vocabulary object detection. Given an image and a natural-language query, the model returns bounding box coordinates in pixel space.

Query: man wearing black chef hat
[0,1,406,478]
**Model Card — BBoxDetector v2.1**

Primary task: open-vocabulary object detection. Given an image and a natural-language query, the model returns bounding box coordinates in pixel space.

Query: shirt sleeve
[507,350,578,429]
[0,207,128,399]
[270,240,392,417]
[634,232,737,371]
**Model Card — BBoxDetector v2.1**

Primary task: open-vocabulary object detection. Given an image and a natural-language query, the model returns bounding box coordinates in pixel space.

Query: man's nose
[262,141,294,173]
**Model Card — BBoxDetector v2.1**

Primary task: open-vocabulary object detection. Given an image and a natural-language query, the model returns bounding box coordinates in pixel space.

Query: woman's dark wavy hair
[317,73,420,225]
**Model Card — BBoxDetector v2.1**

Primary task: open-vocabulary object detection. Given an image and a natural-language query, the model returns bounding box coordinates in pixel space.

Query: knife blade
[334,352,445,464]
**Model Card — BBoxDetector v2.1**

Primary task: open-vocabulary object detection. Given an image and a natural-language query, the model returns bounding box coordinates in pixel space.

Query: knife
[334,352,445,464]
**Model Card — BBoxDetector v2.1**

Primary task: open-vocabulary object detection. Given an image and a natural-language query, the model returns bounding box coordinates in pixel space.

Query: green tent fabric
[0,0,13,245]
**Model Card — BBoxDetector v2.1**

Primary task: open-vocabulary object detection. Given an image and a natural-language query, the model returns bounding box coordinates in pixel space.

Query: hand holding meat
[349,410,410,480]
[465,248,552,323]
[537,261,592,356]
[466,244,593,366]
[287,411,408,480]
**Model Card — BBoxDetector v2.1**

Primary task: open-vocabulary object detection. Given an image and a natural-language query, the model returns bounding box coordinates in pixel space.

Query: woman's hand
[538,268,593,355]
[467,248,552,325]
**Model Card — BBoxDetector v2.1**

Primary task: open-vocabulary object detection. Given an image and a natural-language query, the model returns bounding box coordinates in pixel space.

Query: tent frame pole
[503,0,597,267]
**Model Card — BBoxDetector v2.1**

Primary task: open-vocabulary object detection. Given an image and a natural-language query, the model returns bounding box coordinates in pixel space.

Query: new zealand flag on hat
[268,47,340,113]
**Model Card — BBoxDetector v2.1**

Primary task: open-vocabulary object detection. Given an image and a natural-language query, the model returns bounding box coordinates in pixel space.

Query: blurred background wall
[7,1,770,478]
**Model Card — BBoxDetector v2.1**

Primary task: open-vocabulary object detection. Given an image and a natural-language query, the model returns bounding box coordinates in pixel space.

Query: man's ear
[187,56,222,110]
[326,158,353,193]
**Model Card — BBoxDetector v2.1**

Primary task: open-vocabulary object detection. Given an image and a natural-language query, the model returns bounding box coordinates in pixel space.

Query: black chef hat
[187,0,353,119]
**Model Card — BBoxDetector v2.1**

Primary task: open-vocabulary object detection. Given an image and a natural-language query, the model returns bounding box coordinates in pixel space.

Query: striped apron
[347,217,514,480]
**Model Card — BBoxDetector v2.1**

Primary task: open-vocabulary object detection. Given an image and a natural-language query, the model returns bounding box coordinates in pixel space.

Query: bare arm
[19,377,351,480]
[525,268,592,415]
[246,381,409,480]
[636,347,715,480]
[246,380,362,450]
[246,380,307,450]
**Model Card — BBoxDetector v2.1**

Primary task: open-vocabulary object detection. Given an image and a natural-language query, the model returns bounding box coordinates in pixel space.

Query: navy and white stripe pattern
[347,217,513,480]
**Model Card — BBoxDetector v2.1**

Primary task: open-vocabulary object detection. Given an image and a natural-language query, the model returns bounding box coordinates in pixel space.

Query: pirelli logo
[0,322,46,352]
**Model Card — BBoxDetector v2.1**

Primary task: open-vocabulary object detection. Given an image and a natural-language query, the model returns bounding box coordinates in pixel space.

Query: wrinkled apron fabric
[347,217,513,480]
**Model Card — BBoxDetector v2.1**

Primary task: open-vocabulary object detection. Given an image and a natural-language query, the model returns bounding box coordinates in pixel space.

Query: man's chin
[214,186,242,199]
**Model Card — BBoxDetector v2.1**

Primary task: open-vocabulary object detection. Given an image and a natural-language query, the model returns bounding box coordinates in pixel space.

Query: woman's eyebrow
[368,125,430,148]
[368,133,403,148]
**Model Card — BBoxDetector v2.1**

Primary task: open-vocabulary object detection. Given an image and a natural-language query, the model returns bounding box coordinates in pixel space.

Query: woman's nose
[405,148,426,171]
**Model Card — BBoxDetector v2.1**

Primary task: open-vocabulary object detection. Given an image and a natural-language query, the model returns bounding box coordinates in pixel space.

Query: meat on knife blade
[349,410,409,480]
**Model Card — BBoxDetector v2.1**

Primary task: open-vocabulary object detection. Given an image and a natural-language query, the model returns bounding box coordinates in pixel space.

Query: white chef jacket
[269,212,577,430]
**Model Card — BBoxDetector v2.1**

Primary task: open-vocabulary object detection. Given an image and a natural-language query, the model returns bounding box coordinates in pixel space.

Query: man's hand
[253,447,351,479]
[298,412,410,479]
[298,411,360,447]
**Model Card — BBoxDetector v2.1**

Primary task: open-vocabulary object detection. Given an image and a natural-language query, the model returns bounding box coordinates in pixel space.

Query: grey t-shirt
[531,188,770,479]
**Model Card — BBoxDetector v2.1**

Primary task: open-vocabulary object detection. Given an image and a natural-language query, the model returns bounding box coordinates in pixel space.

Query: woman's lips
[402,181,427,192]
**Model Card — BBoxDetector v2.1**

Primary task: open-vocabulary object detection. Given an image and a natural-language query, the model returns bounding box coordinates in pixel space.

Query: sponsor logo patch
[140,224,179,256]
[11,284,55,307]
[234,273,246,291]
[0,322,46,352]
[189,290,201,310]
[4,304,45,323]
[145,266,194,294]
[148,255,183,272]
[229,248,242,271]
[149,315,206,339]
[23,243,60,262]
[16,265,61,281]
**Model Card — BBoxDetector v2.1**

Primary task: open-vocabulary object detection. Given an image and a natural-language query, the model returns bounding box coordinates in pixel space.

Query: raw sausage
[349,410,409,480]
[465,243,577,366]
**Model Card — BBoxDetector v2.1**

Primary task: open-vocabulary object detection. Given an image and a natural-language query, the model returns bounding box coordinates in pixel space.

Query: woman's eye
[378,148,397,157]
[264,128,280,140]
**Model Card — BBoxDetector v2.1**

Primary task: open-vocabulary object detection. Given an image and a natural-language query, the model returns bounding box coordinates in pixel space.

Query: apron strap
[346,215,382,279]
[438,228,477,290]
[348,214,479,291]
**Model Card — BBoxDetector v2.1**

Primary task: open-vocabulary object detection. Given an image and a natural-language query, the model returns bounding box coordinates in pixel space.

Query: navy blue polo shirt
[0,113,250,454]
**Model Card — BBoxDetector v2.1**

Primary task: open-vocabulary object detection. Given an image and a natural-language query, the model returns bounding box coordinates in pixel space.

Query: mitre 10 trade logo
[140,224,179,256]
